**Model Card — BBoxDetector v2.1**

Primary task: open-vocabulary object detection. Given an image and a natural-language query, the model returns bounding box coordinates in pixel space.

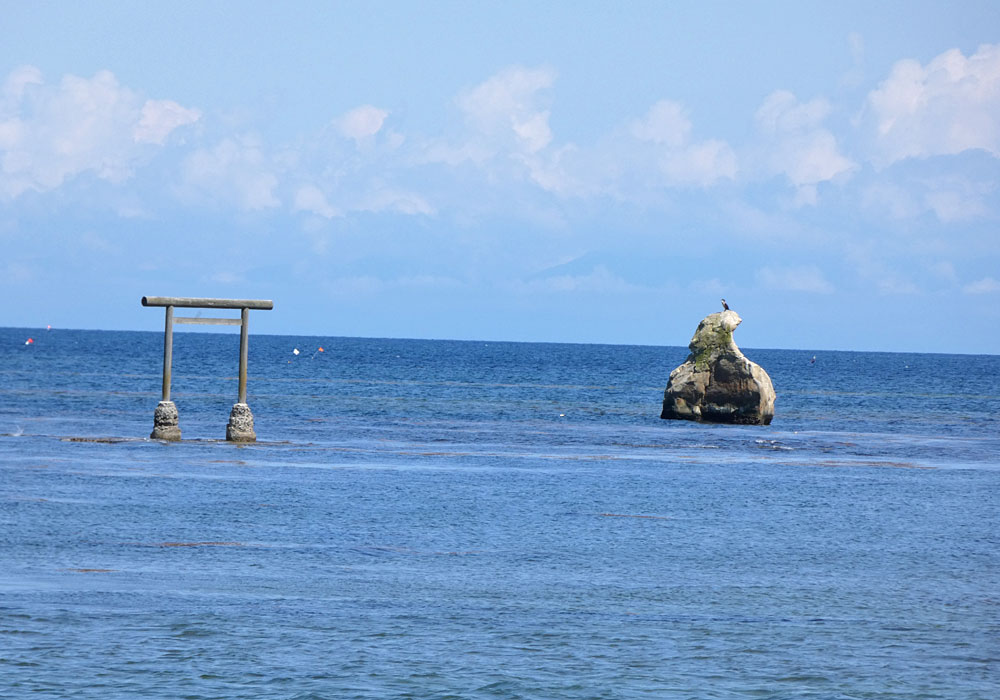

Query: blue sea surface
[2,327,998,699]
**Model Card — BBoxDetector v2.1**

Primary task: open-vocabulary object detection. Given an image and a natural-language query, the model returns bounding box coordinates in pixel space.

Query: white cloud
[963,277,1000,294]
[754,90,855,199]
[293,184,339,218]
[628,100,737,188]
[358,186,434,216]
[457,66,554,128]
[756,265,834,293]
[416,66,567,201]
[866,43,1000,166]
[630,100,691,147]
[335,105,389,144]
[510,110,552,154]
[180,136,280,210]
[425,73,736,199]
[520,144,584,196]
[660,138,737,187]
[862,176,993,223]
[455,65,556,155]
[757,91,830,134]
[0,67,200,199]
[134,99,201,145]
[785,130,853,185]
[922,177,992,222]
[2,65,42,103]
[0,118,23,152]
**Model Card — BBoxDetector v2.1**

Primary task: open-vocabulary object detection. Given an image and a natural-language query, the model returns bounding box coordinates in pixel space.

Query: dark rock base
[660,405,773,425]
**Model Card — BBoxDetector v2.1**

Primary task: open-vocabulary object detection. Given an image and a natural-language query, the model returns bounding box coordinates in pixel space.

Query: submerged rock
[661,309,775,425]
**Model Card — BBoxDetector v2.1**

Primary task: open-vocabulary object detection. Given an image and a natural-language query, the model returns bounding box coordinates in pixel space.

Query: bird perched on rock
[721,298,730,311]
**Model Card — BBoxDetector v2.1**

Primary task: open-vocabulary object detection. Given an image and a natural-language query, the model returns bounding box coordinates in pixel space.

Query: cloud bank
[0,67,199,199]
[2,44,998,232]
[866,43,1000,166]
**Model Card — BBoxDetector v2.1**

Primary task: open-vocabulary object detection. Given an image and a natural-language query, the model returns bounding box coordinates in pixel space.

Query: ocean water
[1,327,998,699]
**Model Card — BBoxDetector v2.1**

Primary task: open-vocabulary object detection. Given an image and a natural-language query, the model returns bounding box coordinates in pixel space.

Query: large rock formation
[661,309,775,425]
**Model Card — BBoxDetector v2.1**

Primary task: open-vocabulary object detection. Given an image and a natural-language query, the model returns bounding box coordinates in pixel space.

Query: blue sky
[2,1,999,352]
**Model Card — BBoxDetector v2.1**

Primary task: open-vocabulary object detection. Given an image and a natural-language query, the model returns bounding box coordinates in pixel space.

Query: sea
[2,327,998,699]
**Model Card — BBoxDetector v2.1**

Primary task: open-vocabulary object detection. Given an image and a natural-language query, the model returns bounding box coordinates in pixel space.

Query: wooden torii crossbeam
[142,296,274,442]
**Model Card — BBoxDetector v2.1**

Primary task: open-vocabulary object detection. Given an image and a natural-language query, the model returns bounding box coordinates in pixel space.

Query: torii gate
[142,296,274,442]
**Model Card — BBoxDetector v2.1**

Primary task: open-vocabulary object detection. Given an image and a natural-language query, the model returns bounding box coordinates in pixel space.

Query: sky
[2,1,999,353]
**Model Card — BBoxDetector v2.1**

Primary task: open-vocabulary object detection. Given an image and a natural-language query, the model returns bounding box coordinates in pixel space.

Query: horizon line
[2,324,996,358]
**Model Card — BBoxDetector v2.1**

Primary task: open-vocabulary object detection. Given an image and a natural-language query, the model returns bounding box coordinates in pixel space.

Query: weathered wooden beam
[142,296,273,310]
[173,317,243,326]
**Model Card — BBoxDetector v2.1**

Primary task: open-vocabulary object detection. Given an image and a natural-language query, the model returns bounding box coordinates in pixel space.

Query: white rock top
[688,310,743,357]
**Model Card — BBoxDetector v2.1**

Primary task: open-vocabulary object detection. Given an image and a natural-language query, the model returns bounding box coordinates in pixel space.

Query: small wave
[754,439,794,451]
